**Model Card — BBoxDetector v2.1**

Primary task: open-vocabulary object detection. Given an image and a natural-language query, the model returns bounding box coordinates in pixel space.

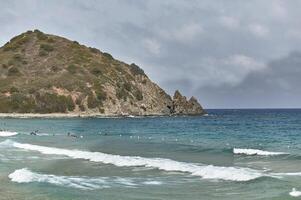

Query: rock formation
[0,30,205,116]
[171,90,205,115]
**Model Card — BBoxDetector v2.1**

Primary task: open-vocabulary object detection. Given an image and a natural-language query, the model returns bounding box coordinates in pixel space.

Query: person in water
[30,130,38,136]
[67,132,78,138]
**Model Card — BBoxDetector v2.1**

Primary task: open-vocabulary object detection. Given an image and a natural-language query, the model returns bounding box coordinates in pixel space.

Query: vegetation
[67,64,78,74]
[130,63,145,76]
[91,67,102,76]
[87,94,98,108]
[103,52,113,59]
[40,43,54,52]
[10,86,19,93]
[89,47,100,54]
[8,67,21,76]
[116,87,128,101]
[2,64,8,69]
[3,33,30,51]
[0,94,36,113]
[35,29,48,40]
[134,90,143,101]
[35,93,74,113]
[0,30,159,114]
[124,82,132,91]
[39,50,48,56]
[47,37,55,43]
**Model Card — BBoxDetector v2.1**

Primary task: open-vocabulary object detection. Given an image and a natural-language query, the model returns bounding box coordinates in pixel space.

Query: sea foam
[290,188,301,197]
[0,131,18,137]
[1,140,263,181]
[233,148,287,156]
[9,168,138,190]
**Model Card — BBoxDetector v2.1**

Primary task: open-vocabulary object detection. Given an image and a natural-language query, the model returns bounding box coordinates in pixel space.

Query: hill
[0,30,205,116]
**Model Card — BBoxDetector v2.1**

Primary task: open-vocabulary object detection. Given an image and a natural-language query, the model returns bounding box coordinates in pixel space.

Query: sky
[1,0,301,108]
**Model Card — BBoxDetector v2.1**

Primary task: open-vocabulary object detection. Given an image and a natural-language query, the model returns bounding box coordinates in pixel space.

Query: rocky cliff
[172,90,205,115]
[0,30,205,116]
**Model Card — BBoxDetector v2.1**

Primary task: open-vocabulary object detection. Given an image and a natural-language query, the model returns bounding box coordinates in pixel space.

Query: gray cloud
[1,0,301,108]
[194,51,301,108]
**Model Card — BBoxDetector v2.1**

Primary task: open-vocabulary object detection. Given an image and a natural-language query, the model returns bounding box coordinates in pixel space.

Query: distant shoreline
[0,113,206,119]
[0,113,147,119]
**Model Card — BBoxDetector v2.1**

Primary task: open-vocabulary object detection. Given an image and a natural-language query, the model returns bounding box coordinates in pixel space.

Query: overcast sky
[1,0,301,108]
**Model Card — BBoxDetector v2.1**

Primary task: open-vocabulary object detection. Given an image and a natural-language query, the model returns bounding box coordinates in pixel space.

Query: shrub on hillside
[89,47,100,54]
[124,82,132,91]
[9,87,19,93]
[8,67,21,76]
[103,52,113,59]
[91,67,102,76]
[0,94,36,113]
[2,64,8,69]
[116,88,128,101]
[35,30,48,40]
[39,50,48,56]
[35,93,75,113]
[47,37,55,43]
[67,64,77,74]
[96,90,107,102]
[134,90,143,101]
[40,44,54,52]
[3,34,29,51]
[87,94,98,109]
[130,63,145,76]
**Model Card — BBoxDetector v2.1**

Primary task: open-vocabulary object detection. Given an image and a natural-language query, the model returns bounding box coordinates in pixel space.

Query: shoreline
[0,112,206,119]
[0,113,148,119]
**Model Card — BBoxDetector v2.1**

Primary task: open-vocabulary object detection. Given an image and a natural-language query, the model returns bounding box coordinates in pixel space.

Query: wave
[1,140,263,182]
[233,148,287,156]
[0,131,18,137]
[290,188,301,197]
[3,140,301,182]
[9,168,143,190]
[142,181,163,185]
[271,172,301,177]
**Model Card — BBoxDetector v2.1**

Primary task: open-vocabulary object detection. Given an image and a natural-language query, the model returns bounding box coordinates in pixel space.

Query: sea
[1,109,301,200]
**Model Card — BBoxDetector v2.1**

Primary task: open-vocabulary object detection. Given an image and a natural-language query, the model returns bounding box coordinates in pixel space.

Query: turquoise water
[1,109,301,199]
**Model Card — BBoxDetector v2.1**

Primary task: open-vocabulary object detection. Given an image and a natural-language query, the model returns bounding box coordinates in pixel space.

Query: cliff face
[0,30,205,115]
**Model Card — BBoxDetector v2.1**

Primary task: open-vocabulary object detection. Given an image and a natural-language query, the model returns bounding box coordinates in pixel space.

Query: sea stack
[171,90,205,115]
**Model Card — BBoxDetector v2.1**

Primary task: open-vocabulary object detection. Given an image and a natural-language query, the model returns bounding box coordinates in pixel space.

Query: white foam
[9,168,138,190]
[271,172,301,178]
[36,133,51,136]
[143,181,163,185]
[2,140,264,181]
[0,131,18,137]
[233,148,287,156]
[290,188,301,197]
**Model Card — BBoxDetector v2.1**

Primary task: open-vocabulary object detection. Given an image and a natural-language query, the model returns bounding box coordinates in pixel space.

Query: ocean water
[1,109,301,200]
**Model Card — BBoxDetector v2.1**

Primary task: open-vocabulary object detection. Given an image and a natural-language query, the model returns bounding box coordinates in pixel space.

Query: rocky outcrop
[0,30,205,116]
[171,90,205,115]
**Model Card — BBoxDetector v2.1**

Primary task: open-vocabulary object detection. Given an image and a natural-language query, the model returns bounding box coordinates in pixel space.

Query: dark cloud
[1,0,301,108]
[196,51,301,108]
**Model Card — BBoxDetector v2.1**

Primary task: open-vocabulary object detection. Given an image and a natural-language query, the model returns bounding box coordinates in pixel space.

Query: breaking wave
[0,131,18,137]
[1,140,264,182]
[233,148,287,156]
[3,140,301,182]
[9,168,142,190]
[290,188,301,197]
